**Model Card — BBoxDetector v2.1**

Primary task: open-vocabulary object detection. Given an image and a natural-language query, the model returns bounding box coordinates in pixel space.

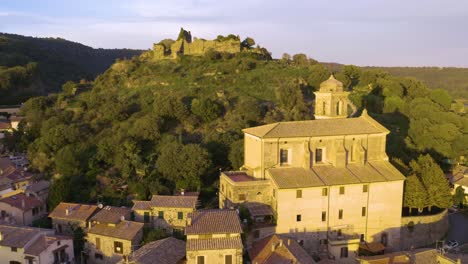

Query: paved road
[447,211,468,245]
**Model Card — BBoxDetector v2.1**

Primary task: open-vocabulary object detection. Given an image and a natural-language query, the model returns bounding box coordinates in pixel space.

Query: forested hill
[0,33,144,104]
[7,32,466,209]
[323,63,468,100]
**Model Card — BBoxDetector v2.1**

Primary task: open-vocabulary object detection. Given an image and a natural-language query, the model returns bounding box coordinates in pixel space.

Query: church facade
[219,76,405,263]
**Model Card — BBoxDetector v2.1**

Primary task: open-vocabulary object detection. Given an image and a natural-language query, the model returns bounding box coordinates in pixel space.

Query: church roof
[319,74,344,92]
[243,110,389,139]
[268,161,405,189]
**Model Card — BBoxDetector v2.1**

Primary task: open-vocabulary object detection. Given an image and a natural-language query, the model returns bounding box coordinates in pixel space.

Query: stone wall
[400,209,449,250]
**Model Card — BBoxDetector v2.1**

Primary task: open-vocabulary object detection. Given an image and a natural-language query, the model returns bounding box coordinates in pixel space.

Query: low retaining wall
[400,209,448,250]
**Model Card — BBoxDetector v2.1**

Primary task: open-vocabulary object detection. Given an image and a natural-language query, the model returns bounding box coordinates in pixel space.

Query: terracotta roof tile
[268,168,325,189]
[186,237,242,251]
[243,113,388,139]
[250,234,315,264]
[90,206,131,224]
[49,202,98,222]
[24,234,72,256]
[128,237,185,264]
[0,120,11,130]
[268,161,405,189]
[0,193,43,211]
[25,180,50,193]
[133,195,198,211]
[0,224,43,248]
[185,209,242,235]
[88,220,144,241]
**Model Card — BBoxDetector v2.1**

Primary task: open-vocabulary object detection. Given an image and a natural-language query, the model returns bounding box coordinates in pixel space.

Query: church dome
[319,74,344,92]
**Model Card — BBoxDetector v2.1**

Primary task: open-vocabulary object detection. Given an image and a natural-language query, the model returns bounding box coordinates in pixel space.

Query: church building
[219,76,405,263]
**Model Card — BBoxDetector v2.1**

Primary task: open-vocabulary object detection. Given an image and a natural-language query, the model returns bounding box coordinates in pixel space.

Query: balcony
[327,230,361,246]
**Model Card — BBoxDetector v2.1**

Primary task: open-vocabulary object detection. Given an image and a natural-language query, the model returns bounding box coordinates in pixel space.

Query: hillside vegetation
[324,63,468,100]
[0,33,143,104]
[3,32,466,210]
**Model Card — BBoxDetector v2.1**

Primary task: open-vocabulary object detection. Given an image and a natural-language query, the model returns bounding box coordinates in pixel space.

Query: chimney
[0,232,2,241]
[288,239,291,246]
[271,243,275,252]
[65,208,70,215]
[21,199,25,209]
[187,216,192,226]
[181,189,185,196]
[279,240,283,247]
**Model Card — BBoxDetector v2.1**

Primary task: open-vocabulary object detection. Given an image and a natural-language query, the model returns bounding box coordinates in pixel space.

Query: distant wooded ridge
[323,62,468,100]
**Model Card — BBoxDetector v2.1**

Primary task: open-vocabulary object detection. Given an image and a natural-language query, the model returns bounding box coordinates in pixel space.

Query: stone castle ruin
[150,28,268,60]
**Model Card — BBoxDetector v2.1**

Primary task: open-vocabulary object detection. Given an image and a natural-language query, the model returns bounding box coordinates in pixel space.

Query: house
[355,248,460,264]
[0,193,46,226]
[24,180,51,203]
[85,219,144,264]
[185,209,243,264]
[0,157,33,195]
[49,202,99,235]
[0,224,74,264]
[0,119,11,139]
[133,194,198,233]
[249,234,315,264]
[89,205,132,225]
[9,115,23,130]
[219,76,406,263]
[120,237,186,264]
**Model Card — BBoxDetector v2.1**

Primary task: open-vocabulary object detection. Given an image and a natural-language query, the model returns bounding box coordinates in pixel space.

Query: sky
[1,0,468,67]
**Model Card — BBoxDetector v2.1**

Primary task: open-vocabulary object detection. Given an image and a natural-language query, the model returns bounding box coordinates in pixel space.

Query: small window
[315,148,323,162]
[339,209,343,220]
[339,186,345,195]
[158,211,164,219]
[322,211,326,222]
[178,212,183,220]
[298,240,304,246]
[11,247,17,252]
[296,214,301,222]
[225,255,233,264]
[144,212,150,223]
[238,194,246,201]
[96,237,101,250]
[362,207,366,217]
[273,189,276,198]
[58,224,62,233]
[114,241,123,254]
[322,188,328,196]
[197,255,205,264]
[363,184,368,193]
[95,253,103,260]
[296,190,302,198]
[340,247,348,258]
[280,149,289,164]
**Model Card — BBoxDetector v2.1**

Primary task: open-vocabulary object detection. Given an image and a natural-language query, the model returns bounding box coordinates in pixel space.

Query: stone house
[85,219,144,264]
[0,224,74,264]
[49,202,99,235]
[186,209,243,264]
[0,193,45,226]
[249,234,315,264]
[133,194,198,233]
[120,237,186,264]
[219,77,406,263]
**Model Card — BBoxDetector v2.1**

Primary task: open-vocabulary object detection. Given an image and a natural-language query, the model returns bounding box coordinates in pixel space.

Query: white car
[444,240,459,250]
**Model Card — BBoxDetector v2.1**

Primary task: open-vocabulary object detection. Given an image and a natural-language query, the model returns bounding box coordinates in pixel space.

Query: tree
[156,142,212,190]
[453,186,466,208]
[228,139,244,170]
[430,89,452,111]
[191,98,222,122]
[403,175,428,213]
[410,155,452,210]
[47,177,71,210]
[342,65,361,89]
[292,53,308,66]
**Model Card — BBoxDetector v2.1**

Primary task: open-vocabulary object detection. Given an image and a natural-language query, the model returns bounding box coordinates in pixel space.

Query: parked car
[444,240,459,250]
